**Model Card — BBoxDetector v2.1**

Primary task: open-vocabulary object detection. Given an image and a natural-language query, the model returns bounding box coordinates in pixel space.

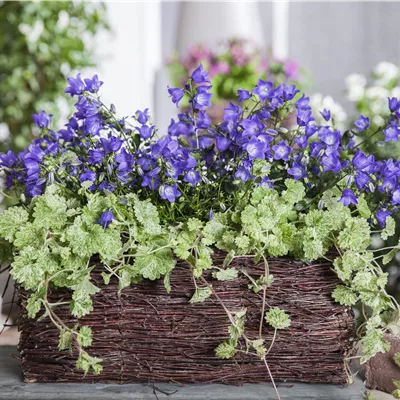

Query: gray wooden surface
[0,346,365,400]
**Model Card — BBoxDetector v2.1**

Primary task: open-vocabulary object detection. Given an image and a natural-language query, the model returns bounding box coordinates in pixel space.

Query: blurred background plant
[167,39,311,117]
[345,62,400,157]
[0,1,109,152]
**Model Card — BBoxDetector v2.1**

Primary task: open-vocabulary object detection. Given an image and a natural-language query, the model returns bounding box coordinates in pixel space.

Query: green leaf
[282,179,305,205]
[338,217,371,252]
[65,215,121,261]
[394,352,400,367]
[32,187,68,230]
[70,275,100,318]
[164,272,171,294]
[13,222,44,250]
[187,218,203,232]
[189,286,212,304]
[26,292,43,319]
[265,307,291,330]
[383,247,399,265]
[77,326,93,347]
[252,339,266,357]
[133,197,162,236]
[117,268,131,293]
[58,328,73,352]
[215,340,237,359]
[222,250,235,267]
[0,206,29,242]
[332,285,358,306]
[11,246,58,290]
[361,328,390,363]
[76,352,103,375]
[228,308,246,341]
[357,195,372,219]
[381,216,396,240]
[134,245,175,280]
[212,268,238,281]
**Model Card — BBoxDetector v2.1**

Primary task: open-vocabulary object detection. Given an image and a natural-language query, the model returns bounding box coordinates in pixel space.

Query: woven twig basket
[17,253,356,384]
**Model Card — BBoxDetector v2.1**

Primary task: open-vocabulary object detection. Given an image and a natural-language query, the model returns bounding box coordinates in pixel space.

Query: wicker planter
[17,253,356,384]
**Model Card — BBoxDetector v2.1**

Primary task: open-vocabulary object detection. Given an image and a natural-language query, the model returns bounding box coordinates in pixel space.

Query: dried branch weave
[17,253,356,384]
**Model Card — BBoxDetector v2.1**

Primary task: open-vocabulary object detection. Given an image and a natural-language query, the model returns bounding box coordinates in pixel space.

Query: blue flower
[355,172,370,190]
[115,148,134,171]
[65,73,85,96]
[388,97,400,112]
[100,136,123,153]
[215,136,232,151]
[376,209,391,227]
[196,111,211,129]
[84,75,103,93]
[320,109,331,121]
[352,149,375,172]
[384,123,399,142]
[85,116,102,136]
[272,140,292,161]
[297,109,314,126]
[321,153,341,173]
[241,117,263,137]
[296,94,310,110]
[32,111,52,128]
[137,125,155,140]
[252,79,274,102]
[244,137,266,160]
[282,84,300,101]
[135,109,149,124]
[318,127,341,149]
[0,150,17,168]
[238,89,251,102]
[354,115,370,131]
[294,135,308,149]
[141,172,160,190]
[392,188,400,205]
[184,169,201,185]
[339,189,358,206]
[235,166,251,182]
[98,181,115,193]
[193,86,212,110]
[168,87,185,107]
[288,162,306,180]
[98,211,114,228]
[88,149,103,165]
[160,184,181,203]
[79,170,96,183]
[191,64,210,84]
[198,136,214,149]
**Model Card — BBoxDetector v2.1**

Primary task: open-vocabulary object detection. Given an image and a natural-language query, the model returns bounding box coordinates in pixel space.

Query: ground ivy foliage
[2,67,400,385]
[1,178,398,374]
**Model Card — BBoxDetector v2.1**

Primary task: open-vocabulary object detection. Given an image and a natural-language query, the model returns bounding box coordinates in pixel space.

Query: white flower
[391,86,400,99]
[345,74,367,101]
[374,61,399,81]
[345,73,367,89]
[365,86,390,100]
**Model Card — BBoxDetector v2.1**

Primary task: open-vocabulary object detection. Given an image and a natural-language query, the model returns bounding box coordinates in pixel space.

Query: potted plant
[0,65,399,399]
[167,39,308,123]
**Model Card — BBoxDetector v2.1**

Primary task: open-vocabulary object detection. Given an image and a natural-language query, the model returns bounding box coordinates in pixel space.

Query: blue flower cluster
[1,64,400,227]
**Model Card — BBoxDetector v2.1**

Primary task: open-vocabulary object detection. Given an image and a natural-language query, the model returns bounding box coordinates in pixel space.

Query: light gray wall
[289,2,400,110]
